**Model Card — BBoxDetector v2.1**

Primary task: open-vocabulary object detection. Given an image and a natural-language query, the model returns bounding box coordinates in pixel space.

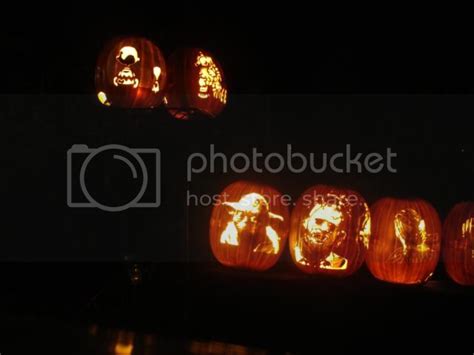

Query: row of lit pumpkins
[209,181,474,286]
[95,37,227,119]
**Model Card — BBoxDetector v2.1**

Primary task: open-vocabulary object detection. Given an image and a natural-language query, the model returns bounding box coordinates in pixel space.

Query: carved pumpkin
[95,37,167,108]
[289,185,370,276]
[443,202,474,285]
[165,48,227,119]
[210,181,289,271]
[366,198,441,284]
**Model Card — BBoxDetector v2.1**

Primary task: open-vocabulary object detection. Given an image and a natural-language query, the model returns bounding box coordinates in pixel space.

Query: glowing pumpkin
[165,48,227,119]
[289,185,370,277]
[95,37,167,108]
[210,181,289,271]
[366,198,441,284]
[443,202,474,286]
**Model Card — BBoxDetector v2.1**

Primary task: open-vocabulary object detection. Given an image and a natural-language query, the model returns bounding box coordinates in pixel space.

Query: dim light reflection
[220,193,283,254]
[86,325,270,354]
[115,343,133,355]
[189,340,268,355]
[114,330,134,355]
[295,201,348,270]
[195,52,227,104]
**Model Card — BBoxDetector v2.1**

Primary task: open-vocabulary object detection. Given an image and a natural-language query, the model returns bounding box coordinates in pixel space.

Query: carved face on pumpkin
[113,46,141,87]
[195,51,227,103]
[394,209,430,255]
[366,198,441,284]
[95,37,167,108]
[209,181,289,271]
[303,203,345,249]
[220,193,284,254]
[296,199,348,270]
[290,185,370,276]
[165,48,228,119]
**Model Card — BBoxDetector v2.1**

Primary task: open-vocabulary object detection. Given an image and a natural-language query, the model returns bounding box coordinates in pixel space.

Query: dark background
[3,12,474,95]
[1,11,474,354]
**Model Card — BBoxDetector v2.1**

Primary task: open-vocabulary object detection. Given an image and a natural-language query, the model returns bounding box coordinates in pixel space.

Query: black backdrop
[2,95,473,262]
[1,10,474,354]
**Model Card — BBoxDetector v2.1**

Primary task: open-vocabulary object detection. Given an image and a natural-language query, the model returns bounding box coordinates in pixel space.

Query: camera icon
[67,144,160,212]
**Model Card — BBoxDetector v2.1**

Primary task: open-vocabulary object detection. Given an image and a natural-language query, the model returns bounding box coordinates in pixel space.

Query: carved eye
[291,185,370,276]
[210,181,289,271]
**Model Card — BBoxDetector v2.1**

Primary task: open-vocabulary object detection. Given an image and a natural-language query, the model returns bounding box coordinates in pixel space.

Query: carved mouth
[113,68,139,88]
[117,68,135,78]
[306,231,330,245]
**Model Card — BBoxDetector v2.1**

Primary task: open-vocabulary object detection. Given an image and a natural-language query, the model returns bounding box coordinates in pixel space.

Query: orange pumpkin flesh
[210,181,289,271]
[289,185,370,277]
[443,202,474,286]
[366,198,441,285]
[95,37,167,108]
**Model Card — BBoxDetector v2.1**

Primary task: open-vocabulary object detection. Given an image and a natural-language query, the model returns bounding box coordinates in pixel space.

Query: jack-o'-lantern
[443,202,474,286]
[366,198,441,284]
[210,181,289,271]
[95,37,167,108]
[289,185,370,277]
[165,48,227,119]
